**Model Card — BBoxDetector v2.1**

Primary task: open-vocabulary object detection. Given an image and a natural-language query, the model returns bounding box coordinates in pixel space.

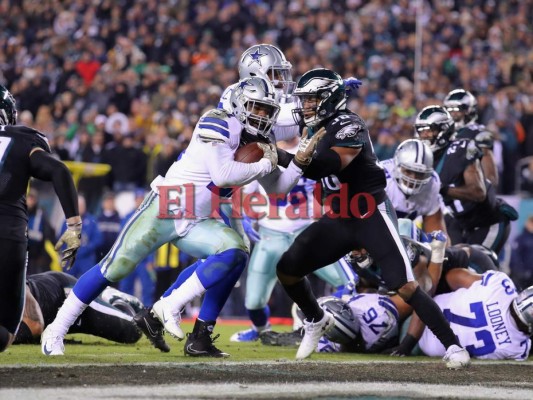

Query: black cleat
[260,329,304,347]
[184,332,230,358]
[133,307,171,353]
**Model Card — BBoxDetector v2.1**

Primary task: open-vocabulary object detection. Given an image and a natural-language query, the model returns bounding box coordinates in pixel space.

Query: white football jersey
[347,293,399,352]
[381,158,442,219]
[151,109,269,220]
[419,271,531,360]
[243,145,316,233]
[219,83,298,142]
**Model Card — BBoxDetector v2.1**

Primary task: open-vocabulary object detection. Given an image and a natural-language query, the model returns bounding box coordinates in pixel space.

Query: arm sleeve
[204,141,273,187]
[258,161,303,195]
[276,147,295,168]
[303,149,342,180]
[29,150,79,218]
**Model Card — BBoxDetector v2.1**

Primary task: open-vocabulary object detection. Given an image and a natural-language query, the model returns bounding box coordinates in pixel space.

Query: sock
[282,278,324,322]
[406,286,459,349]
[248,306,270,329]
[162,261,201,298]
[49,292,88,337]
[163,272,206,314]
[195,249,248,289]
[72,264,113,304]
[192,318,216,337]
[198,254,247,321]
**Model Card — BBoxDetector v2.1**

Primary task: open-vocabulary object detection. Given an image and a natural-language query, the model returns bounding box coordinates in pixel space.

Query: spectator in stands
[96,191,121,261]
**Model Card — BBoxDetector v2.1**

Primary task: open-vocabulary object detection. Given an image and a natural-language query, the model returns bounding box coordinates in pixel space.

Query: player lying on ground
[17,271,143,349]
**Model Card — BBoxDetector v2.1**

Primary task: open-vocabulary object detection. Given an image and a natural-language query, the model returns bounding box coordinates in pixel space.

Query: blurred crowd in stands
[2,0,533,305]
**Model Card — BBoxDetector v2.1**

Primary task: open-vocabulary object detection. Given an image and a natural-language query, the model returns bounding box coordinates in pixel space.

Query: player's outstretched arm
[29,149,82,269]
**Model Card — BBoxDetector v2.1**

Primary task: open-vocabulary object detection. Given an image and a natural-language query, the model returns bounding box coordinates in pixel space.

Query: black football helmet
[414,105,455,152]
[292,68,346,128]
[0,85,17,125]
[443,89,477,129]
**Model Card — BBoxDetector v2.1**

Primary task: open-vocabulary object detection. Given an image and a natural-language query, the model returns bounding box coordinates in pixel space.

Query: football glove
[294,127,327,169]
[343,77,363,97]
[257,142,278,170]
[55,222,82,270]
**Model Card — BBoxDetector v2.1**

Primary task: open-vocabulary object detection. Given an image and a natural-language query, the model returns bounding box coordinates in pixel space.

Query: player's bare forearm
[23,288,44,336]
[446,184,485,202]
[481,150,498,187]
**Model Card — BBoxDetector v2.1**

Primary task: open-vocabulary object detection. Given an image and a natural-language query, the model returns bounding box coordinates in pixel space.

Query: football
[234,142,264,163]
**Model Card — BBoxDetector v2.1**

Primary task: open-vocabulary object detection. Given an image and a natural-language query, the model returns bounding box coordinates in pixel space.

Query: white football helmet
[238,44,295,100]
[393,139,434,196]
[512,286,533,335]
[230,77,280,138]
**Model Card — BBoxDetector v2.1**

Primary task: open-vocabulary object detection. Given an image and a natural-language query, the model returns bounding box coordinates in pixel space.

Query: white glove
[257,142,278,170]
[428,230,447,264]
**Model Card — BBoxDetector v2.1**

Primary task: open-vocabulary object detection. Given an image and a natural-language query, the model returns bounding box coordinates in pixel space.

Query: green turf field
[0,321,428,365]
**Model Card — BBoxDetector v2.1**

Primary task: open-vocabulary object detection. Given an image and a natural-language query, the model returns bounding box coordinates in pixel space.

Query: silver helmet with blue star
[230,77,280,138]
[238,44,295,100]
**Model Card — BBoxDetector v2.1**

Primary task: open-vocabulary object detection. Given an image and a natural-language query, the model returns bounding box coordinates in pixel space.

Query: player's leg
[42,192,177,354]
[0,239,27,352]
[69,296,142,344]
[231,226,289,342]
[152,218,248,343]
[277,216,356,359]
[367,201,470,369]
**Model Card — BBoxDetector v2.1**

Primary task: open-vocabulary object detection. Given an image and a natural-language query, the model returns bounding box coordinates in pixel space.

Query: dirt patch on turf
[1,362,532,389]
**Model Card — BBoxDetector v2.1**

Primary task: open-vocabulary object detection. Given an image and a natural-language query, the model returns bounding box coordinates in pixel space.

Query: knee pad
[0,325,12,352]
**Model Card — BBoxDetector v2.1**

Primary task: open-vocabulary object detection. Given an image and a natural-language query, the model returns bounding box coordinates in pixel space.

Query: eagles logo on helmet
[414,105,455,152]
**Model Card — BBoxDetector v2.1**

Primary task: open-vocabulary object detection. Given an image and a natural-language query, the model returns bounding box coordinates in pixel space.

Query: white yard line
[2,381,533,400]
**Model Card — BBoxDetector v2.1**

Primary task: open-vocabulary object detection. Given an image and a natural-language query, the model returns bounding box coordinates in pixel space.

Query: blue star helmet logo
[239,80,252,90]
[247,49,266,66]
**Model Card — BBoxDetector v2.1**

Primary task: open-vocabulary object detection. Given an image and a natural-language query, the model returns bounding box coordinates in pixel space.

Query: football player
[419,270,532,361]
[229,137,358,343]
[274,68,470,368]
[41,77,323,356]
[382,138,446,234]
[18,271,143,347]
[414,105,516,255]
[0,85,81,353]
[443,89,498,187]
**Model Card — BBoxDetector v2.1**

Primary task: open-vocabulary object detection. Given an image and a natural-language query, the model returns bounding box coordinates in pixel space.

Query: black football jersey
[309,110,386,214]
[455,122,494,150]
[434,138,500,227]
[0,125,51,233]
[26,272,76,326]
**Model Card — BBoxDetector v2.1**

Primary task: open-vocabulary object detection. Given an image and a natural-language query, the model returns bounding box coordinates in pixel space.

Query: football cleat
[295,312,335,360]
[133,307,170,353]
[260,329,304,346]
[41,325,65,356]
[151,299,184,340]
[184,332,230,358]
[230,325,271,342]
[443,345,471,369]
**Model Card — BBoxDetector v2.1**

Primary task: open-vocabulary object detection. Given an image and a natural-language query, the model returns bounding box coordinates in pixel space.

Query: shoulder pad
[327,113,366,148]
[197,109,232,144]
[15,125,51,153]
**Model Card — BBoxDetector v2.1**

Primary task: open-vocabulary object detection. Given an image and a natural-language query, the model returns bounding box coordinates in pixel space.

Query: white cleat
[443,344,471,369]
[151,300,184,340]
[295,311,335,360]
[41,325,65,356]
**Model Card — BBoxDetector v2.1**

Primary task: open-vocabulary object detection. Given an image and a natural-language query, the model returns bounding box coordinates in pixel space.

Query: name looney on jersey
[485,301,511,346]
